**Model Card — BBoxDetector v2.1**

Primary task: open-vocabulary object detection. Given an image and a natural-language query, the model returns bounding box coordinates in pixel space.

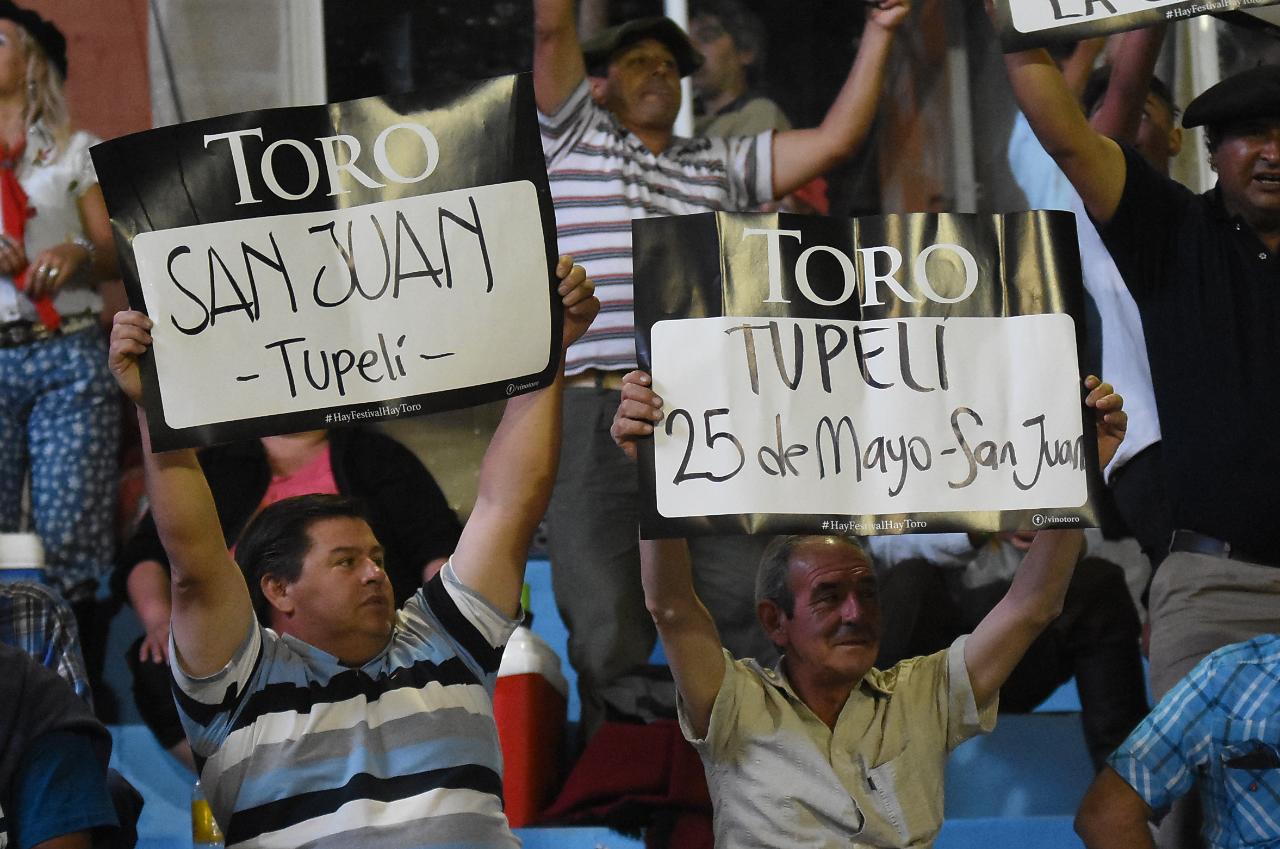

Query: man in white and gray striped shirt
[106,259,599,849]
[533,0,910,741]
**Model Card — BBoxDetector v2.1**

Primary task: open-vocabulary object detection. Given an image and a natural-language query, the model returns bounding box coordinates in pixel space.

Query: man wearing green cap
[532,0,909,743]
[1000,26,1280,849]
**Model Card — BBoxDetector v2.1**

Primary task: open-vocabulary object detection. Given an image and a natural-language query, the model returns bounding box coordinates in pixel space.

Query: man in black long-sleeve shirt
[1002,36,1280,849]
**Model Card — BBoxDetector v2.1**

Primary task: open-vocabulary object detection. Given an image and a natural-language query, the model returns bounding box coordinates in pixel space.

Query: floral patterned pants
[0,326,118,602]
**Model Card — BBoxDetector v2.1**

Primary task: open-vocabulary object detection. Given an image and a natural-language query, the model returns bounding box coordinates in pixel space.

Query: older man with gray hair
[610,369,1128,847]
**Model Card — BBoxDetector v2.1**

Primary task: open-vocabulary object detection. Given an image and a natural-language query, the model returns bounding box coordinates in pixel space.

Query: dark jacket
[0,643,114,846]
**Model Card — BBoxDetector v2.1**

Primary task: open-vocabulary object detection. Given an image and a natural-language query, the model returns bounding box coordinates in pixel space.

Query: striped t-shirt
[540,80,774,375]
[172,564,519,849]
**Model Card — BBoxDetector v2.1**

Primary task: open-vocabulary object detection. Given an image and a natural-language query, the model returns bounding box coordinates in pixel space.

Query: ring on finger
[36,264,48,276]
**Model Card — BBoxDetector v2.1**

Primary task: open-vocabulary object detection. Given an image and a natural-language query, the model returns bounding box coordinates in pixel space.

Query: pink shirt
[259,443,339,507]
[229,443,338,559]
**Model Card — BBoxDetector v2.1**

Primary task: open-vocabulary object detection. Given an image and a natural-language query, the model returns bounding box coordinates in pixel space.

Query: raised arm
[1089,26,1167,144]
[450,257,598,617]
[1003,46,1127,225]
[1061,37,1105,101]
[577,0,609,40]
[770,0,909,198]
[963,376,1126,707]
[533,0,588,116]
[108,311,254,679]
[640,538,727,738]
[613,370,727,735]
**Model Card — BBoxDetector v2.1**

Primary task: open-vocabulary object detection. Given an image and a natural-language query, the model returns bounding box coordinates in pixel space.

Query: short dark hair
[1200,118,1280,153]
[235,494,370,625]
[754,534,869,616]
[691,0,767,71]
[1082,66,1179,121]
[1205,125,1223,153]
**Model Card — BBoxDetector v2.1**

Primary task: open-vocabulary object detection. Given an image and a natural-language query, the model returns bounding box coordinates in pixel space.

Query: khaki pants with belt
[1148,551,1280,699]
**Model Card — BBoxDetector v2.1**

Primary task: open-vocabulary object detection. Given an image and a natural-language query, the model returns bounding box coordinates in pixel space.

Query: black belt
[0,312,97,348]
[1169,530,1279,568]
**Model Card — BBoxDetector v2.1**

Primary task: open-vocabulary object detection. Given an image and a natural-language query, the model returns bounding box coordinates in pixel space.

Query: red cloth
[0,140,58,330]
[542,719,712,849]
[791,176,830,216]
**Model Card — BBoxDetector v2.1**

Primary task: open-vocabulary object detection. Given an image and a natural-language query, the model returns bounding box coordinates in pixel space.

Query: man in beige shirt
[611,373,1128,847]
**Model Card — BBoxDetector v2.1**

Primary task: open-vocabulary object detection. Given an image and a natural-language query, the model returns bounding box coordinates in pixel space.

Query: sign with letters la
[992,0,1280,51]
[93,73,559,451]
[633,211,1105,538]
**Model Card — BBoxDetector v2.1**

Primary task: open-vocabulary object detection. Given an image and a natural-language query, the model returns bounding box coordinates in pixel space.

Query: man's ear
[757,599,789,649]
[261,573,294,617]
[1169,125,1184,158]
[589,76,609,106]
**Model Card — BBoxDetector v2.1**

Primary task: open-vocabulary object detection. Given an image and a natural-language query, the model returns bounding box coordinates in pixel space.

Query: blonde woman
[0,2,118,638]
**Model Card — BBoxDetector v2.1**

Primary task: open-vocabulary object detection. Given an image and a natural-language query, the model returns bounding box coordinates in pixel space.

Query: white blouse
[0,123,101,324]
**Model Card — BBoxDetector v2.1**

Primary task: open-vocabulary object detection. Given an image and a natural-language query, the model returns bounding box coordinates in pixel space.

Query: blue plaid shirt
[1109,635,1280,849]
[0,581,92,705]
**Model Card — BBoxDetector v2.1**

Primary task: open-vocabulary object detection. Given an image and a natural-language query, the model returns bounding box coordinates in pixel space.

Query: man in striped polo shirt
[106,258,598,849]
[533,0,910,741]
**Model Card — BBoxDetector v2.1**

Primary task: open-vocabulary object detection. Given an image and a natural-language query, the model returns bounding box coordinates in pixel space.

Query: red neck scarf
[0,139,58,330]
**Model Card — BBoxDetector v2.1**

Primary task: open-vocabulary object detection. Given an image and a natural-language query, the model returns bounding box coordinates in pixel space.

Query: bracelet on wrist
[71,234,95,259]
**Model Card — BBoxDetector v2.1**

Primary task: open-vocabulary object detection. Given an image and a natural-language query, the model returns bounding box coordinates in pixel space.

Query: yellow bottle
[191,779,226,848]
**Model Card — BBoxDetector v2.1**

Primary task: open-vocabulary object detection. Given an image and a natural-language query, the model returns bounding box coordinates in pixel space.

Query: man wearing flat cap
[1000,30,1280,849]
[531,0,908,744]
